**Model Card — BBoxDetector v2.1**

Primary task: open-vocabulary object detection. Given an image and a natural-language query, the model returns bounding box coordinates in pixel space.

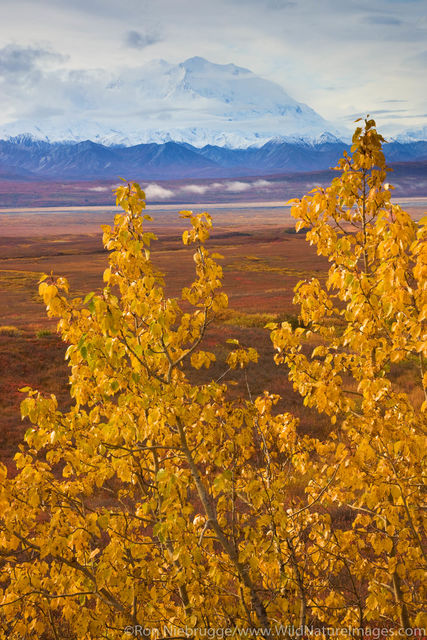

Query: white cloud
[178,179,271,194]
[144,183,174,200]
[180,184,210,194]
[225,181,251,192]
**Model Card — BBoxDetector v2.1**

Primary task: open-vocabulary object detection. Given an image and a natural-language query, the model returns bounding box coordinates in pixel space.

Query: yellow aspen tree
[271,118,426,630]
[0,183,317,638]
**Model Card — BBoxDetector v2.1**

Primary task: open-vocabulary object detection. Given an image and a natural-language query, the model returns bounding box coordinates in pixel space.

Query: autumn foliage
[0,120,425,638]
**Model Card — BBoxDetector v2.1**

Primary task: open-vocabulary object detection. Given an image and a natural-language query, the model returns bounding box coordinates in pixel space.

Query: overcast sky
[0,0,426,136]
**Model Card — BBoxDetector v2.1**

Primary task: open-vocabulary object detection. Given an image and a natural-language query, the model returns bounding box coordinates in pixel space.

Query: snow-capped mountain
[395,125,427,143]
[0,57,345,148]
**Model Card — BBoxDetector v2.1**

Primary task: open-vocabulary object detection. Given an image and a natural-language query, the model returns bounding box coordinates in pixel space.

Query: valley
[0,157,426,210]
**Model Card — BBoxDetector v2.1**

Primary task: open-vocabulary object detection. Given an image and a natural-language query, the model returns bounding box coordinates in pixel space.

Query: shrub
[35,328,53,338]
[0,325,21,337]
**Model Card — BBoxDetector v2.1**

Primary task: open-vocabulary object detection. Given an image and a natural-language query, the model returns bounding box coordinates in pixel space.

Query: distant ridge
[0,136,426,181]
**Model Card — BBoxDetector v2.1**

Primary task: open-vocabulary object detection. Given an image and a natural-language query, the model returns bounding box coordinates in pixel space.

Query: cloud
[405,49,427,66]
[180,184,210,194]
[232,0,295,8]
[178,179,271,195]
[124,30,160,49]
[225,181,251,192]
[0,44,65,76]
[222,179,270,192]
[364,109,408,115]
[144,184,174,200]
[361,15,402,25]
[379,113,427,119]
[344,111,427,124]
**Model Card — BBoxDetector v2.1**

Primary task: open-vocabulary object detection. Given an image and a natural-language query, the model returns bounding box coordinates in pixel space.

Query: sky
[0,0,426,139]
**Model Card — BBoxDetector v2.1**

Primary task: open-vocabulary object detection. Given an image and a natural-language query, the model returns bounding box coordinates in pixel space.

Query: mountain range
[0,57,425,183]
[1,135,426,182]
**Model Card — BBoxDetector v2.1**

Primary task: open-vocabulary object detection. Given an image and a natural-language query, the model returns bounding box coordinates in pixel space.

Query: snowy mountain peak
[182,57,250,76]
[0,56,346,147]
[175,56,300,113]
[394,125,427,143]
